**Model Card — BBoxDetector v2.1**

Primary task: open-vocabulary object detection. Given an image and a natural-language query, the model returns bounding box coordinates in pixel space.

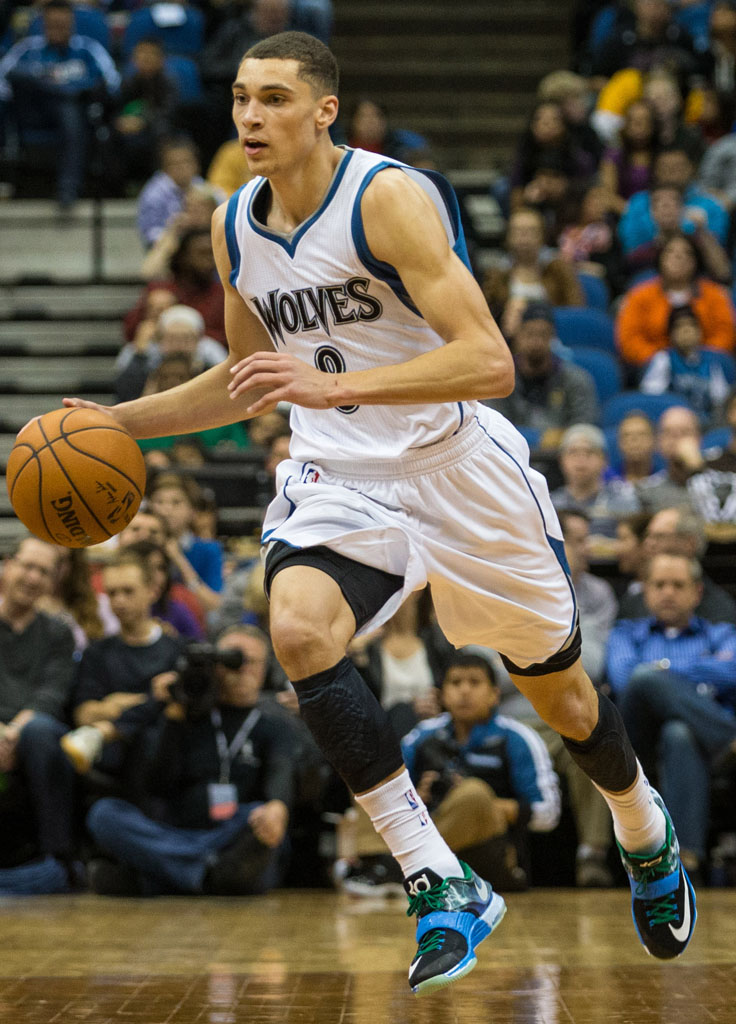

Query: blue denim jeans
[86,797,277,894]
[620,666,736,860]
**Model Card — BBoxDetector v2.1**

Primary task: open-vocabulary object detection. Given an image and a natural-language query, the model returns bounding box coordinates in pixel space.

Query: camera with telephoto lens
[169,643,244,715]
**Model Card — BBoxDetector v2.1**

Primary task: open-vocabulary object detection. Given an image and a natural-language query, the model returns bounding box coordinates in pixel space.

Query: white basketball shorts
[261,405,577,669]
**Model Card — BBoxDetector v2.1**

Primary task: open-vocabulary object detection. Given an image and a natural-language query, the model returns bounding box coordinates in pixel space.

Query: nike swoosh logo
[669,883,692,943]
[475,877,489,902]
[408,958,421,980]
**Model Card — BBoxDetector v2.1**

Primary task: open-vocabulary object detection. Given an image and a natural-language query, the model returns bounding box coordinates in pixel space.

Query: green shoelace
[416,929,446,955]
[634,863,680,926]
[406,878,451,919]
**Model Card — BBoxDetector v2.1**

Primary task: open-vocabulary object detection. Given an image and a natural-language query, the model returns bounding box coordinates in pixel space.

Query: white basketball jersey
[225,146,481,462]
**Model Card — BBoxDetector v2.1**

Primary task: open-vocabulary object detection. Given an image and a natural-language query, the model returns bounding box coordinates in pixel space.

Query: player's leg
[507,650,696,960]
[267,549,505,994]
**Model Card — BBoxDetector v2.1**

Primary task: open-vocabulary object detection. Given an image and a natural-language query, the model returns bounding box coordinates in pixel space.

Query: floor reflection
[0,964,734,1024]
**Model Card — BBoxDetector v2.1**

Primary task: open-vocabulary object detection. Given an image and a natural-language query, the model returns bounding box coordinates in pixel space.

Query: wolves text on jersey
[251,276,383,347]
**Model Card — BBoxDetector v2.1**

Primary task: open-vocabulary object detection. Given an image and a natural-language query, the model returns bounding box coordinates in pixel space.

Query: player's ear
[315,95,338,131]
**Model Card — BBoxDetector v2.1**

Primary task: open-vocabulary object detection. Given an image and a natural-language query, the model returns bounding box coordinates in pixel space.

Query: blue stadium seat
[515,426,541,450]
[164,56,203,103]
[602,391,694,429]
[703,427,731,451]
[122,4,204,58]
[577,272,610,312]
[568,346,622,405]
[707,348,736,385]
[553,307,616,352]
[28,6,111,51]
[589,3,618,57]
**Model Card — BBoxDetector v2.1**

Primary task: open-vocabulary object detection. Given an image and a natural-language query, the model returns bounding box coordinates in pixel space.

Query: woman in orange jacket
[615,232,736,367]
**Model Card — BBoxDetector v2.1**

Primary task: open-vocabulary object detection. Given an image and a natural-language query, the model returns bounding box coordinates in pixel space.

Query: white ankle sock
[595,762,667,855]
[354,769,462,879]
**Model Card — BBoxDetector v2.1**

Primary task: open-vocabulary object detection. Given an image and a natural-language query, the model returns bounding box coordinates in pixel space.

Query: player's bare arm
[63,205,275,439]
[227,168,514,413]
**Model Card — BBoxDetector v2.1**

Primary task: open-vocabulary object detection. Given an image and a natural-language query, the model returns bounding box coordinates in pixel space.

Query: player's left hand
[228,352,341,414]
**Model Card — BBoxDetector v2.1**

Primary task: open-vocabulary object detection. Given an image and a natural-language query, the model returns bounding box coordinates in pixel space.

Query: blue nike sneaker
[404,862,506,996]
[618,791,696,960]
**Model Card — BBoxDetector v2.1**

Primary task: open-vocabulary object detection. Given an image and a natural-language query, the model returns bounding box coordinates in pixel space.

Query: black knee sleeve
[562,691,637,793]
[292,657,404,794]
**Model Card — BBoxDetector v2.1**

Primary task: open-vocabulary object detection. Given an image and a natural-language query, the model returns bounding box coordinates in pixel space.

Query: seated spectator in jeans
[551,424,642,550]
[0,0,120,209]
[60,551,184,775]
[608,552,736,882]
[0,536,77,894]
[340,654,560,896]
[641,306,731,426]
[483,302,599,451]
[84,625,295,895]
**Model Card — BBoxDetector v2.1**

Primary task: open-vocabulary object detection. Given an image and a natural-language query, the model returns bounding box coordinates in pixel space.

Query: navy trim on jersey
[474,415,578,644]
[246,149,355,260]
[261,473,297,542]
[350,161,472,316]
[225,183,249,286]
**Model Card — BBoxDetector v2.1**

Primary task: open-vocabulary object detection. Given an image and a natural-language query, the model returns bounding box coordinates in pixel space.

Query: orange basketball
[6,407,146,548]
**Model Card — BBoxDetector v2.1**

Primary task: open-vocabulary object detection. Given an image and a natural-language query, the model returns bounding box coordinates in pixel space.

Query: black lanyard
[211,707,260,784]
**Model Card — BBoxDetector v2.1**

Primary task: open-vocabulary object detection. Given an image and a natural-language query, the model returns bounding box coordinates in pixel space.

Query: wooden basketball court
[1,888,734,1023]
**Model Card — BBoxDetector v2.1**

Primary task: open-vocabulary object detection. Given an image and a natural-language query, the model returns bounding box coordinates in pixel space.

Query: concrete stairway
[331,0,573,170]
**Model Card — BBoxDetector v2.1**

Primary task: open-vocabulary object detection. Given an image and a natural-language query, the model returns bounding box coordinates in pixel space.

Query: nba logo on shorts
[418,810,429,826]
[404,789,419,810]
[304,468,321,484]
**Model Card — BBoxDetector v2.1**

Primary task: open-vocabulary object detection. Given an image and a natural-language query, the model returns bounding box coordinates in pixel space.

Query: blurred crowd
[2,0,736,899]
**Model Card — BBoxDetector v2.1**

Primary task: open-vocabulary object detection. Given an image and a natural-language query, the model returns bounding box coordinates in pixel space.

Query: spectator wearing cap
[115,304,228,402]
[551,424,642,551]
[483,302,599,451]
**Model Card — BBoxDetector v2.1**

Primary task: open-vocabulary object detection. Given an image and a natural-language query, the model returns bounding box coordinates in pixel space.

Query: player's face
[103,565,155,627]
[232,58,336,177]
[643,555,701,627]
[2,540,58,609]
[216,633,269,706]
[441,667,498,726]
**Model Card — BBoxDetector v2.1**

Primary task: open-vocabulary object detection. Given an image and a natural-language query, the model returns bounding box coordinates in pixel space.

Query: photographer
[342,654,560,895]
[84,626,296,896]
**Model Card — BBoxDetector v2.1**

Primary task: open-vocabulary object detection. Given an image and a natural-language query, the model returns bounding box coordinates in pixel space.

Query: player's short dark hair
[244,31,339,97]
[442,653,497,687]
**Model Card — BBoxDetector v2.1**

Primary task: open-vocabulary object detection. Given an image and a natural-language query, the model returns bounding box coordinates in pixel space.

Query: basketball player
[65,32,695,994]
